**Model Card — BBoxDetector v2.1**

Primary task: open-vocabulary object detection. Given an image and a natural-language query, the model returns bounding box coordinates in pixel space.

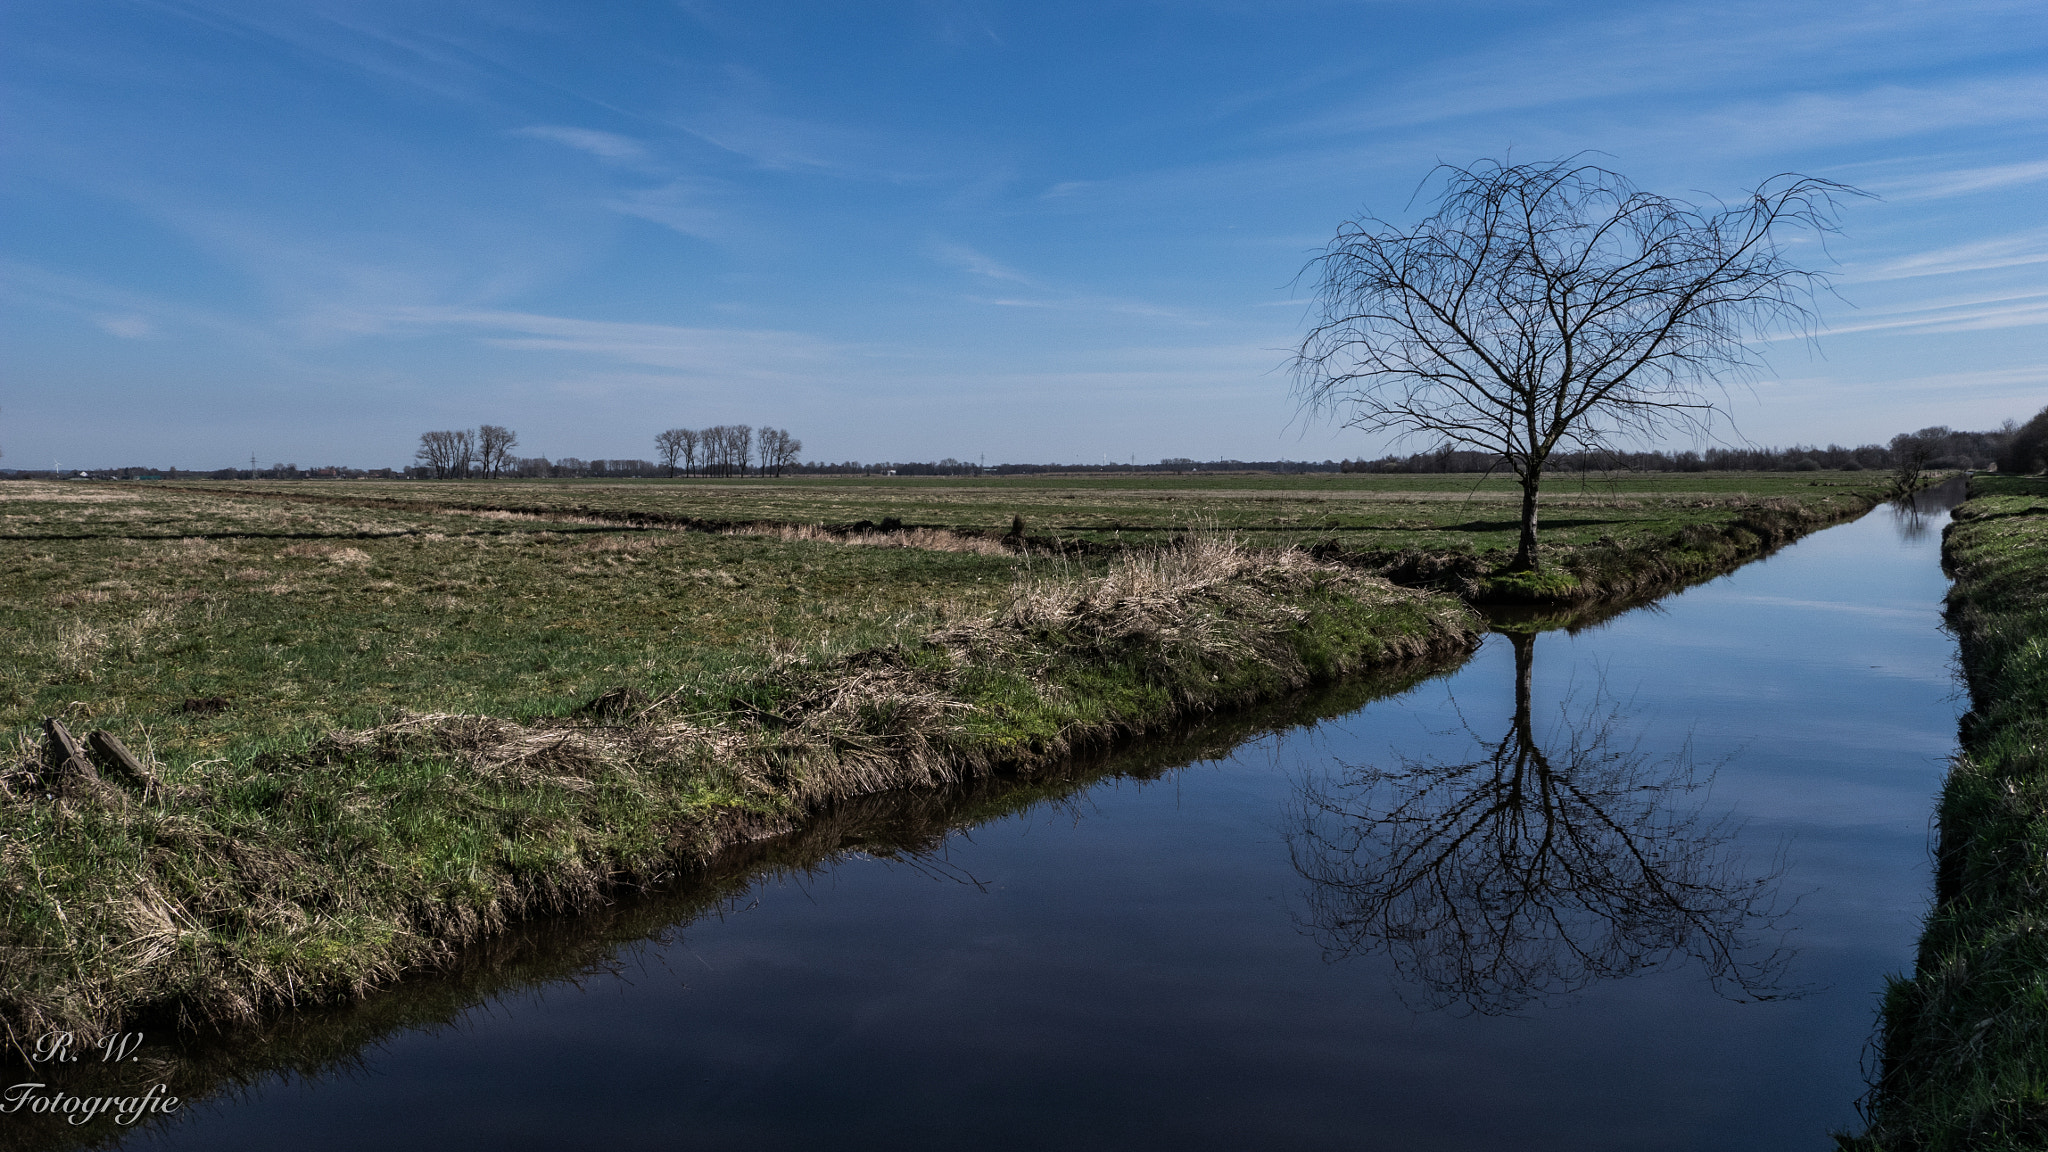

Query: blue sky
[3,0,2043,470]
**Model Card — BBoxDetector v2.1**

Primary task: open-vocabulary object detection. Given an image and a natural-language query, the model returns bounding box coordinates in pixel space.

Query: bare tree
[757,427,803,477]
[478,425,518,479]
[447,428,477,479]
[699,425,725,476]
[1293,158,1861,570]
[415,431,456,479]
[699,424,751,477]
[678,428,700,477]
[655,428,688,478]
[728,424,752,477]
[683,432,712,477]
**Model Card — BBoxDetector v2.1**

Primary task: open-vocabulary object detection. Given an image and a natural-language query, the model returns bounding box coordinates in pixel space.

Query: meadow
[1,482,1031,757]
[165,470,1892,603]
[1,471,1891,749]
[167,470,1886,555]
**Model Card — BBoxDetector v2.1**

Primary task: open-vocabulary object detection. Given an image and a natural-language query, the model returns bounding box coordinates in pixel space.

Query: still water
[95,488,1966,1150]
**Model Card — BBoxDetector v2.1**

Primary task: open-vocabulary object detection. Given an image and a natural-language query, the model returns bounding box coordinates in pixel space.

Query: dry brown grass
[1,486,148,505]
[324,537,1470,814]
[728,522,1016,556]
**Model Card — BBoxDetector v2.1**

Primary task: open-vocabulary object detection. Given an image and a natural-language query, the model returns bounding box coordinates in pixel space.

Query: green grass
[1849,473,2048,1149]
[0,665,1447,1152]
[160,469,1889,557]
[0,484,1039,758]
[0,481,1483,1050]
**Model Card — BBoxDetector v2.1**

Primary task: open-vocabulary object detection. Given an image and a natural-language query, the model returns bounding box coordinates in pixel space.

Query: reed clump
[0,536,1477,1050]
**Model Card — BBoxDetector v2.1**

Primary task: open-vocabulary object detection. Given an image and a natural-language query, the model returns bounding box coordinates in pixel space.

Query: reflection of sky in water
[120,500,1962,1152]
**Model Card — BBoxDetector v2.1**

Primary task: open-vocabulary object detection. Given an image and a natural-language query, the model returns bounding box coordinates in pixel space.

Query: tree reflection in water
[1891,473,1969,543]
[1890,497,1938,544]
[1287,631,1797,1015]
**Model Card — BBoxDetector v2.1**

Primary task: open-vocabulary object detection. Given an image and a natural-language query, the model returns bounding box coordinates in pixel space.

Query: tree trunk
[1510,631,1535,742]
[1514,474,1542,570]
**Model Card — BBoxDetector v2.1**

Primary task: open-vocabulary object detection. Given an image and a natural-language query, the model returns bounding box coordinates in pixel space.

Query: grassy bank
[0,668,1447,1152]
[1341,485,1886,604]
[1852,474,2048,1148]
[0,484,1477,1048]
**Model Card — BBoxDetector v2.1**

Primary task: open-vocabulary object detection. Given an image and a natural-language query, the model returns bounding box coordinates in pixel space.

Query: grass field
[1,482,1033,758]
[1,476,1486,1050]
[164,470,1887,555]
[0,472,1890,759]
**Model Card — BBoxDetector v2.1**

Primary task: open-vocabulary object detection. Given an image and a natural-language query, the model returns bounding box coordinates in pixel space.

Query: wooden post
[42,717,99,785]
[87,730,153,788]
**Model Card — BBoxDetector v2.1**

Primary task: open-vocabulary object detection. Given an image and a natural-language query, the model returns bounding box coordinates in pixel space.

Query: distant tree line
[399,423,806,480]
[2,464,401,481]
[414,425,519,479]
[1338,421,2033,475]
[502,457,663,479]
[2003,406,2048,474]
[652,425,802,477]
[27,407,2047,483]
[786,458,1352,476]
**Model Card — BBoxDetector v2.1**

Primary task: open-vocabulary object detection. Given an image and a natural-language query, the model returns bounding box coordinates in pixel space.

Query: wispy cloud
[934,242,1034,284]
[934,242,1205,322]
[93,314,156,339]
[1279,0,2043,139]
[1871,159,2048,202]
[1855,229,2048,281]
[512,125,647,162]
[1848,364,2048,397]
[606,179,737,242]
[1679,75,2048,156]
[679,101,932,180]
[1819,290,2048,336]
[967,294,1197,323]
[370,306,849,379]
[157,2,497,111]
[0,259,247,344]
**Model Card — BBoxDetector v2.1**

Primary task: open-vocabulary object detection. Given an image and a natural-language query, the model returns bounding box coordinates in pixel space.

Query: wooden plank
[42,716,98,784]
[87,730,153,787]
